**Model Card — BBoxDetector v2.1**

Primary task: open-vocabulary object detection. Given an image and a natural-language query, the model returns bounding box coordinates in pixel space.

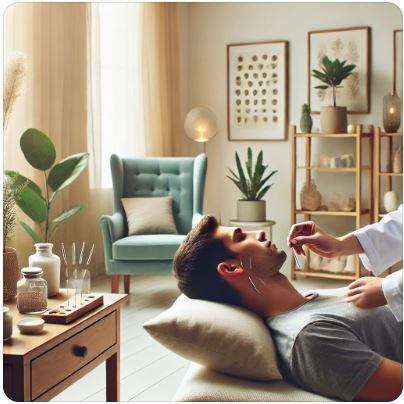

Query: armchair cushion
[121,196,178,235]
[112,234,186,261]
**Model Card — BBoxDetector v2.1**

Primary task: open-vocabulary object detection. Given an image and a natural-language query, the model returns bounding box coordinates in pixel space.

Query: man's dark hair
[173,215,242,305]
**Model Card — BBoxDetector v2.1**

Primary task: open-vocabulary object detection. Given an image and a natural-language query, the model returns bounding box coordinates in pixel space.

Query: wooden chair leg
[124,275,130,294]
[111,275,120,293]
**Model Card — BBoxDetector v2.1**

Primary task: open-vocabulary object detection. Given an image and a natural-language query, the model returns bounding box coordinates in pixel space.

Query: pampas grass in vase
[3,53,26,130]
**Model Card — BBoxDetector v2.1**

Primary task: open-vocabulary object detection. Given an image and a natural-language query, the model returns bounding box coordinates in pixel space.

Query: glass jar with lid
[17,267,48,314]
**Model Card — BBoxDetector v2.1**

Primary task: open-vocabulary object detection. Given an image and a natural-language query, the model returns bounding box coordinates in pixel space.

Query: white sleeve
[382,270,403,322]
[353,205,403,275]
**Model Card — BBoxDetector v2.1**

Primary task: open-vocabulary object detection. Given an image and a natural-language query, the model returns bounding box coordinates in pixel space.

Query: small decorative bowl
[16,318,45,334]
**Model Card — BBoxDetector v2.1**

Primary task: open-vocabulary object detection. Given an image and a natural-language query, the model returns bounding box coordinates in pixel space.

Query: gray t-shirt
[266,289,402,401]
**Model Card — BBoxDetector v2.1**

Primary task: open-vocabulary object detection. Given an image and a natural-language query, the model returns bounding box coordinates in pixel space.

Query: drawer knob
[73,345,88,357]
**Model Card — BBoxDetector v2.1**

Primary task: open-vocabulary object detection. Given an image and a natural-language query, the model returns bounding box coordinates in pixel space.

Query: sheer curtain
[88,2,182,189]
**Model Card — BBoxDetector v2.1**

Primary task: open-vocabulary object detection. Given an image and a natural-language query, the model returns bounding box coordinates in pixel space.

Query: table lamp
[184,107,218,153]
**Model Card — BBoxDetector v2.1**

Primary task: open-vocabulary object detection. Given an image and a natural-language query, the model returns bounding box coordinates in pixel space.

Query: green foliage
[312,56,356,107]
[6,128,89,242]
[227,147,277,201]
[302,103,311,113]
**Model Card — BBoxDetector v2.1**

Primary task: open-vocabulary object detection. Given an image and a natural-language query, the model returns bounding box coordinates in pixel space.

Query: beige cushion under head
[121,196,178,235]
[143,294,282,381]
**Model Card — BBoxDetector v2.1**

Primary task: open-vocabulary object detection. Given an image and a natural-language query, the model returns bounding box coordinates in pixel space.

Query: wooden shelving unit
[374,127,403,221]
[291,124,373,281]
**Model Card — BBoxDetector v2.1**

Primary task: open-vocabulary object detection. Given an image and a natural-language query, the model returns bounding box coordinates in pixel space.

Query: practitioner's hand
[287,221,341,257]
[345,276,387,309]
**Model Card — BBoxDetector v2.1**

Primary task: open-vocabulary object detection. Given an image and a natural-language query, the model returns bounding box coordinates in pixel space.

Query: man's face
[214,226,287,280]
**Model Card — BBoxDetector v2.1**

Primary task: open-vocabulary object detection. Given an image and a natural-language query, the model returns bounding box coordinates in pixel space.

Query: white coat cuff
[353,227,384,276]
[382,271,403,322]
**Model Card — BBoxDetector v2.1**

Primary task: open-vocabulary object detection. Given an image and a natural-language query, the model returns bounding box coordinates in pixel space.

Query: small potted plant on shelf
[312,56,356,134]
[227,147,277,221]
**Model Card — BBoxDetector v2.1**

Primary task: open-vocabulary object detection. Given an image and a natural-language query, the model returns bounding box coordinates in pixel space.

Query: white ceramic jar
[383,191,398,213]
[29,243,60,297]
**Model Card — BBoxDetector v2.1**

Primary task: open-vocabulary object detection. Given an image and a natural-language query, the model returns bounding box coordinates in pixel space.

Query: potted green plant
[6,128,89,295]
[227,148,277,221]
[312,56,356,134]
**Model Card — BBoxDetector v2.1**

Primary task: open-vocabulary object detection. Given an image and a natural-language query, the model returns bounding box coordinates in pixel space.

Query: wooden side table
[3,291,127,402]
[229,219,276,240]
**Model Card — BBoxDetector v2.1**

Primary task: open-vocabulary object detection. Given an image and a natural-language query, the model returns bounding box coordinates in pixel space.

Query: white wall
[183,2,402,276]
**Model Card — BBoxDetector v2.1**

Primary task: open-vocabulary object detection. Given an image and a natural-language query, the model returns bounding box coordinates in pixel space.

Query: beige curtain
[140,3,182,157]
[4,2,183,278]
[4,3,105,277]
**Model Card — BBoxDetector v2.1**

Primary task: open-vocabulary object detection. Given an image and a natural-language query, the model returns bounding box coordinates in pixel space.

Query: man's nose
[245,230,265,241]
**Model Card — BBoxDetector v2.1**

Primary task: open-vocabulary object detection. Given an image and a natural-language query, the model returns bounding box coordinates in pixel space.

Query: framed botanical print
[227,41,288,141]
[394,29,403,98]
[308,26,370,114]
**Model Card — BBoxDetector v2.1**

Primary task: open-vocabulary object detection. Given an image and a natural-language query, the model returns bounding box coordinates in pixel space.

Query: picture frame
[308,26,370,114]
[227,41,288,141]
[394,29,403,98]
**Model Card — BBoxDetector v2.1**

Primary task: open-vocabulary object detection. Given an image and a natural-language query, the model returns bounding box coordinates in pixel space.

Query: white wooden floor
[52,273,347,402]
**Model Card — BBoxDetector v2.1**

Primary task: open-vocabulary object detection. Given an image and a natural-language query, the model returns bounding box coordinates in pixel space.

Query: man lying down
[172,215,402,402]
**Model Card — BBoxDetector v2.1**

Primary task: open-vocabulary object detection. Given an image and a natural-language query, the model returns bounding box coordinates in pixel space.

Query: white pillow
[121,196,178,235]
[143,294,282,381]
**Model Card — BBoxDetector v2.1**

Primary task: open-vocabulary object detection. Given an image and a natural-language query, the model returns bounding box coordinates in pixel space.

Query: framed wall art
[308,26,370,114]
[227,41,288,141]
[394,29,403,99]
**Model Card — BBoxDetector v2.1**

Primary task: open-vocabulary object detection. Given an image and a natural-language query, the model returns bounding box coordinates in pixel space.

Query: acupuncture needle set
[42,242,104,324]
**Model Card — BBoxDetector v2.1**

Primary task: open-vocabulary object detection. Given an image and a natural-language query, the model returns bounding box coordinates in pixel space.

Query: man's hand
[345,276,387,308]
[287,221,342,257]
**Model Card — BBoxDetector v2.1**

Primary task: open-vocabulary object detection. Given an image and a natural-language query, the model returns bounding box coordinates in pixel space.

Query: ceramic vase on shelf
[300,180,322,211]
[383,92,401,133]
[29,243,60,297]
[3,247,20,302]
[383,191,398,213]
[393,145,403,173]
[300,104,313,133]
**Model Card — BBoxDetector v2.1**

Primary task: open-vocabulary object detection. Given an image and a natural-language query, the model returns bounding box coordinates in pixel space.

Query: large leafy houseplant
[6,128,89,242]
[312,56,356,107]
[227,147,277,201]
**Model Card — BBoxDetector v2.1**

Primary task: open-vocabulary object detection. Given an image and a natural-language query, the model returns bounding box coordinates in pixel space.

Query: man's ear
[217,262,244,278]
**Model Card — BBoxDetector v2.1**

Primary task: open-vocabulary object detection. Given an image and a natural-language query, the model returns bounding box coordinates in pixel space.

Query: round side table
[228,219,276,241]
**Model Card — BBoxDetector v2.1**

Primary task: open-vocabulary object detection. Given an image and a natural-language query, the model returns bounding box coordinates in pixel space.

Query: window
[97,3,145,187]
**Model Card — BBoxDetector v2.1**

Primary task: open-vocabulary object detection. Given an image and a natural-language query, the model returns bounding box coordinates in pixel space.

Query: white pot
[383,191,398,213]
[237,200,266,222]
[29,243,60,297]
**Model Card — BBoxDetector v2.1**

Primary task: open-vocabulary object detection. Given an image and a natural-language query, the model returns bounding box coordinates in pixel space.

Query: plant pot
[237,200,266,222]
[320,106,347,134]
[3,247,20,302]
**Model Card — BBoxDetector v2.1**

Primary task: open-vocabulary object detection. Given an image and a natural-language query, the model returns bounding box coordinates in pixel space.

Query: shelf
[296,166,370,172]
[380,132,403,137]
[295,270,357,281]
[295,133,371,138]
[378,172,403,176]
[295,209,370,217]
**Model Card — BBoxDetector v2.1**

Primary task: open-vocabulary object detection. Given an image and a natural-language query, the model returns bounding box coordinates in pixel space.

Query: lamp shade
[184,107,218,143]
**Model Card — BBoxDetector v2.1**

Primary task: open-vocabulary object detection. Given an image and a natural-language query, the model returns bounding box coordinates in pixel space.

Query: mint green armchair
[100,154,207,293]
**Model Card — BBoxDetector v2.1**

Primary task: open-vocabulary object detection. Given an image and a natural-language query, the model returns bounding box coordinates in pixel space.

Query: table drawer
[31,311,116,400]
